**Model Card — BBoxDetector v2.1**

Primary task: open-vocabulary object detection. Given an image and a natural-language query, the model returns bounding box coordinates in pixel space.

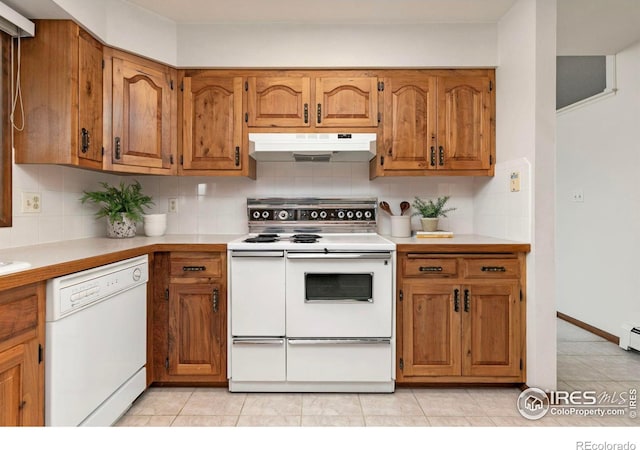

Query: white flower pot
[107,215,137,238]
[420,217,439,232]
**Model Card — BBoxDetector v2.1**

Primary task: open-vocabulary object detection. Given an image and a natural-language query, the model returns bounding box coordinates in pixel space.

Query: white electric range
[227,198,396,393]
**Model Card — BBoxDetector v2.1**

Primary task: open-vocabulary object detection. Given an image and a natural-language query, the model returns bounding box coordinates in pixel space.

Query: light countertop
[0,233,530,290]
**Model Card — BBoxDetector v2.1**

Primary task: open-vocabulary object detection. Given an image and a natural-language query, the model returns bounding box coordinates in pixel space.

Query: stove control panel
[249,208,376,222]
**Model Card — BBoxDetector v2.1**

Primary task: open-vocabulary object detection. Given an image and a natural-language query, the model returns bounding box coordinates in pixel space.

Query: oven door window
[304,273,373,303]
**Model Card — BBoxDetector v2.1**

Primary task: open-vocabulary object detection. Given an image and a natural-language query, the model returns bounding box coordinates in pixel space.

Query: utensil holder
[390,215,411,238]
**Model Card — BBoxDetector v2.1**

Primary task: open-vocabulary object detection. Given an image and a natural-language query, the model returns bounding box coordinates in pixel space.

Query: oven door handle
[286,252,391,260]
[305,298,373,304]
[232,338,284,345]
[231,251,284,258]
[288,338,391,345]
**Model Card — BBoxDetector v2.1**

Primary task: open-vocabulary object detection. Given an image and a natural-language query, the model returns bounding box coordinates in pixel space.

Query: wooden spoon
[379,201,393,215]
[400,201,410,216]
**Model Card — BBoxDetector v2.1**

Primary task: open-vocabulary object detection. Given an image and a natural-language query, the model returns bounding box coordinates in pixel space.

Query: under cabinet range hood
[248,133,377,162]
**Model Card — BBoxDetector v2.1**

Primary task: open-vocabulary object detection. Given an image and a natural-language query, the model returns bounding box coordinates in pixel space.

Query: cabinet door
[382,77,437,171]
[315,77,378,127]
[401,282,461,376]
[247,77,311,127]
[461,282,521,377]
[182,76,243,171]
[436,76,492,171]
[112,57,173,170]
[0,342,40,427]
[168,283,225,379]
[77,28,103,164]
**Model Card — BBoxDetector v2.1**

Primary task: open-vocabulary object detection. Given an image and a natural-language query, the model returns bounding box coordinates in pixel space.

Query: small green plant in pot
[412,196,456,232]
[80,180,154,238]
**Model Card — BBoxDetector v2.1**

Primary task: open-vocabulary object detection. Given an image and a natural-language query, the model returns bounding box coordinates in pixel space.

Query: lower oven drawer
[231,338,286,382]
[287,339,392,382]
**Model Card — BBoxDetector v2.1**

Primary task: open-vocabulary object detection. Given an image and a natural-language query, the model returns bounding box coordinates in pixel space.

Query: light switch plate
[510,171,521,192]
[21,192,42,213]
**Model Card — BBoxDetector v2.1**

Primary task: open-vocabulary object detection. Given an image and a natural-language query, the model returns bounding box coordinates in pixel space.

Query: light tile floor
[116,319,640,427]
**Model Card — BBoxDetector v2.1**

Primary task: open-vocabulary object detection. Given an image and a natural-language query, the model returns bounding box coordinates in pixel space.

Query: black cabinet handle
[212,288,219,313]
[430,146,436,166]
[419,266,443,272]
[464,289,470,312]
[235,146,240,166]
[317,103,322,123]
[114,136,121,160]
[481,266,507,272]
[182,266,206,272]
[304,103,309,124]
[438,146,444,166]
[454,289,460,312]
[81,128,90,153]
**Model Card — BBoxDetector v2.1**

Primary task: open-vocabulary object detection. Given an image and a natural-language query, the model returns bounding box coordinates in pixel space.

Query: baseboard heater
[619,323,640,352]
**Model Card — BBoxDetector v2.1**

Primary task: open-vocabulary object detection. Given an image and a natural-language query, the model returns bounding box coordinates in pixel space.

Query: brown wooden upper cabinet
[180,76,255,177]
[372,71,495,178]
[104,48,177,175]
[15,20,104,170]
[246,75,378,129]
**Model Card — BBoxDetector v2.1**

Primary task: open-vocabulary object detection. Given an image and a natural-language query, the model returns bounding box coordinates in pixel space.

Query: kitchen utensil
[379,201,393,215]
[400,201,410,216]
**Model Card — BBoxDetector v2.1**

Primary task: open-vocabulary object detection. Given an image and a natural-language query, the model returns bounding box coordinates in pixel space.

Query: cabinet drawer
[0,284,39,349]
[403,258,458,278]
[463,259,520,278]
[170,253,223,278]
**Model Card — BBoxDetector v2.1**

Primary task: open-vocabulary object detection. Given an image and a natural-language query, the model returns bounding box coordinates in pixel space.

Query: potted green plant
[411,195,456,232]
[80,180,154,238]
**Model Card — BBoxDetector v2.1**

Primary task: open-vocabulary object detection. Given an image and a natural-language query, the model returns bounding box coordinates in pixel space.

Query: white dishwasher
[45,255,148,426]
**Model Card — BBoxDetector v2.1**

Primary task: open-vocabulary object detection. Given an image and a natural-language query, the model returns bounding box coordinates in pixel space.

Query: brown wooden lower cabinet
[0,283,45,426]
[152,252,227,384]
[397,252,526,384]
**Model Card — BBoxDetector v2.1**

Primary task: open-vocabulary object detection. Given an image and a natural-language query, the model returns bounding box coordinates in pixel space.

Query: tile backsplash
[0,159,530,249]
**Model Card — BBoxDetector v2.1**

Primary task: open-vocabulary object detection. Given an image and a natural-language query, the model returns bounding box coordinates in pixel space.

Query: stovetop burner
[291,234,322,244]
[244,233,324,244]
[243,234,280,243]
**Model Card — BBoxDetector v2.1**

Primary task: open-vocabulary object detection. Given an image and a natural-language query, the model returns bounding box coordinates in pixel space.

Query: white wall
[557,40,640,337]
[177,23,497,68]
[0,163,122,248]
[49,0,178,64]
[480,0,557,391]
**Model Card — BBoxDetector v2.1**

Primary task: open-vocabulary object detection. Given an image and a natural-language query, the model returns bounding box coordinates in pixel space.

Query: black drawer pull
[454,289,460,312]
[464,289,470,312]
[419,266,443,272]
[481,266,506,272]
[183,266,206,272]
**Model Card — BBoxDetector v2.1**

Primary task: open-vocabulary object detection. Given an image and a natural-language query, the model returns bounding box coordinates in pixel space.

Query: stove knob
[278,210,289,220]
[310,211,319,219]
[337,211,345,219]
[319,211,327,219]
[355,211,363,219]
[252,211,261,219]
[346,211,354,219]
[261,211,269,219]
[364,211,373,219]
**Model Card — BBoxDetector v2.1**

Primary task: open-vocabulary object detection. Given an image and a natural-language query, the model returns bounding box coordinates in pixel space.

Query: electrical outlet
[510,171,521,192]
[168,198,178,213]
[570,190,584,202]
[21,192,42,213]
